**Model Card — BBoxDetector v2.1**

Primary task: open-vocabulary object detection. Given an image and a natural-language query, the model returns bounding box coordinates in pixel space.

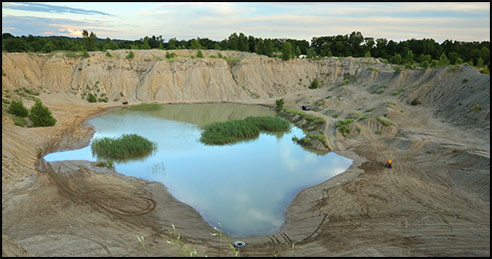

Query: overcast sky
[2,2,490,43]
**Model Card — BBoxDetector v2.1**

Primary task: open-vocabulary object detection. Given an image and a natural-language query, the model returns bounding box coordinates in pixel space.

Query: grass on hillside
[91,134,157,160]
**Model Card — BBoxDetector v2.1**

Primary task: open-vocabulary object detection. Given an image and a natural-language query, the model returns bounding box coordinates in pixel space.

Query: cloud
[2,15,120,38]
[2,2,113,16]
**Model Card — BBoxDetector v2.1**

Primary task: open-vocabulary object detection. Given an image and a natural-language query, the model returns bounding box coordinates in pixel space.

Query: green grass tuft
[376,116,392,126]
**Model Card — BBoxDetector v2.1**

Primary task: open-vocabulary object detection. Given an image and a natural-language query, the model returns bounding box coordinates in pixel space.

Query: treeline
[2,31,489,69]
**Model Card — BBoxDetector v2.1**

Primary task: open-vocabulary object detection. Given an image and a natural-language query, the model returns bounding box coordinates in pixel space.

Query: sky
[2,2,490,43]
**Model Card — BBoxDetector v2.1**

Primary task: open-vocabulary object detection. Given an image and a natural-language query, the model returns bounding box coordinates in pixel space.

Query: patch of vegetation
[462,78,469,84]
[124,103,161,111]
[165,52,177,59]
[293,134,329,149]
[22,87,39,96]
[282,109,326,129]
[200,116,290,145]
[376,88,385,94]
[91,134,157,160]
[410,98,421,105]
[309,79,319,89]
[196,50,204,58]
[275,98,284,111]
[87,93,97,103]
[222,56,242,67]
[471,104,482,111]
[126,50,134,59]
[105,51,112,57]
[394,66,401,74]
[82,50,90,58]
[13,116,27,127]
[335,119,354,137]
[95,160,114,168]
[376,116,392,126]
[29,99,56,127]
[7,100,29,117]
[367,67,379,72]
[3,98,11,104]
[386,101,396,106]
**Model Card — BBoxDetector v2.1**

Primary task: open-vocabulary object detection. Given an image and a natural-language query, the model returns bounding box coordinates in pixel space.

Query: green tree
[364,51,371,58]
[196,50,204,58]
[438,53,449,66]
[141,38,151,49]
[8,100,28,117]
[281,41,293,61]
[476,57,484,67]
[482,65,489,74]
[29,99,56,127]
[307,48,317,59]
[168,38,177,49]
[103,38,118,50]
[4,38,28,52]
[405,50,414,64]
[43,41,56,53]
[189,38,201,50]
[392,53,402,64]
[275,98,284,111]
[264,39,274,57]
[237,33,249,52]
[294,46,301,57]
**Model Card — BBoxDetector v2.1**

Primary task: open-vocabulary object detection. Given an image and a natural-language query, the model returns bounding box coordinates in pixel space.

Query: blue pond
[44,103,352,237]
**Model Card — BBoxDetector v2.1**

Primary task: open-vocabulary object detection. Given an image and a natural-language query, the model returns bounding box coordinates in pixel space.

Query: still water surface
[44,103,352,237]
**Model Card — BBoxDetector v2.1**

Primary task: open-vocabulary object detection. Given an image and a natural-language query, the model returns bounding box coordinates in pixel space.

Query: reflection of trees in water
[151,161,166,176]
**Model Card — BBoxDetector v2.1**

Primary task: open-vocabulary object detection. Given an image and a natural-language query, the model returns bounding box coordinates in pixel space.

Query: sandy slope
[2,51,489,256]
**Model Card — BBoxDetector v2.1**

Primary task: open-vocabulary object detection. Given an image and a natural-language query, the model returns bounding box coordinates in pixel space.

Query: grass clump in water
[200,116,290,145]
[91,134,157,160]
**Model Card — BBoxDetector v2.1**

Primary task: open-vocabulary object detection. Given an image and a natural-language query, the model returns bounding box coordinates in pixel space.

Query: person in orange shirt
[385,159,392,168]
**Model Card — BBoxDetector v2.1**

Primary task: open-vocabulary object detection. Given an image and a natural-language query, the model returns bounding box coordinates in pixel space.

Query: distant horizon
[2,2,490,43]
[3,31,491,45]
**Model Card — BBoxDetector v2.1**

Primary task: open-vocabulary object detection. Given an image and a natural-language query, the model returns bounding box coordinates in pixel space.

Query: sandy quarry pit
[2,51,490,257]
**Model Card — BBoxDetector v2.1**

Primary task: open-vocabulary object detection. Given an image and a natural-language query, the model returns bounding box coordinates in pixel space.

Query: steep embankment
[2,49,489,128]
[2,50,490,257]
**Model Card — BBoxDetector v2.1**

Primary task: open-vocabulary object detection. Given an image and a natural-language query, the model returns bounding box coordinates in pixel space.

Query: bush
[91,134,157,160]
[126,51,134,59]
[335,119,354,137]
[8,100,28,117]
[87,93,97,103]
[105,51,112,57]
[275,98,284,111]
[309,79,319,89]
[165,52,176,59]
[410,98,421,105]
[13,116,27,127]
[82,50,90,58]
[29,99,56,127]
[196,50,204,58]
[472,104,482,111]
